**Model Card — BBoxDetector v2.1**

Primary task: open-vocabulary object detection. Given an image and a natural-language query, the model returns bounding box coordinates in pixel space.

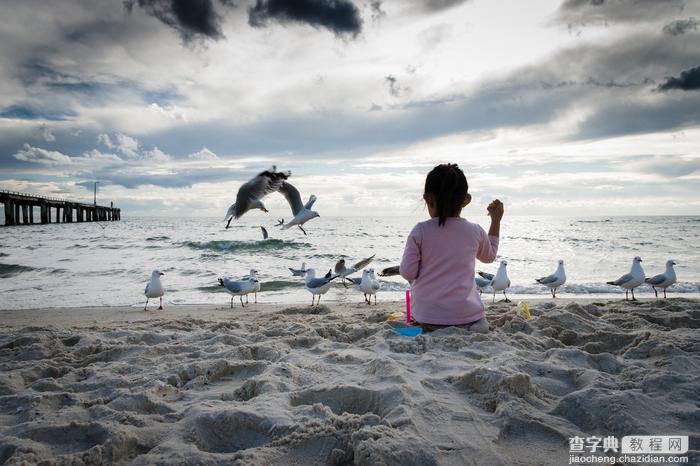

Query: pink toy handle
[405,288,411,323]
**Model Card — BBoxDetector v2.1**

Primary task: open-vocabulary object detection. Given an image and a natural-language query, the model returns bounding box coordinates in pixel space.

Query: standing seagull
[305,268,339,306]
[218,270,258,308]
[645,260,677,298]
[488,261,511,303]
[359,268,381,305]
[335,254,376,285]
[246,269,261,304]
[224,167,291,229]
[278,181,320,235]
[144,270,165,311]
[607,256,645,301]
[535,259,567,298]
[289,262,307,277]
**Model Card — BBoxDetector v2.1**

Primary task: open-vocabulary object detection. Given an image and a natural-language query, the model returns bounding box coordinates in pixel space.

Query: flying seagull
[144,269,165,311]
[335,254,376,285]
[607,256,645,301]
[645,260,677,299]
[535,259,567,298]
[224,166,290,229]
[278,181,319,235]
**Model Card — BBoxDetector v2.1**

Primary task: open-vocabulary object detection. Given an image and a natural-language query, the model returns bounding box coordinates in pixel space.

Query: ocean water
[1,215,699,309]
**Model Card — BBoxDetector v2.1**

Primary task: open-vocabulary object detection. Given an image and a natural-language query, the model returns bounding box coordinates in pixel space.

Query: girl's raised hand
[487,199,504,221]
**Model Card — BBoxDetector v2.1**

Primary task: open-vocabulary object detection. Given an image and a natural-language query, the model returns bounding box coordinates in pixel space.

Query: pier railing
[0,190,121,226]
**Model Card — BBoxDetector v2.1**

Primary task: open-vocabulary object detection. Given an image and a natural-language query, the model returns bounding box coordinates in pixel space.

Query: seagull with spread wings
[278,181,320,235]
[224,167,290,229]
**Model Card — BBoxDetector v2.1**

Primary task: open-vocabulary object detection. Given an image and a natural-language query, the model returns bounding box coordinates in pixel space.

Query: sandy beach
[0,298,697,465]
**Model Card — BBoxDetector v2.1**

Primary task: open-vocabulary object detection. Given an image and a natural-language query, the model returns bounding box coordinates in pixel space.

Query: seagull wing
[608,273,633,286]
[475,276,491,288]
[144,282,150,294]
[478,271,494,281]
[234,168,290,219]
[304,195,317,210]
[260,226,268,239]
[379,265,400,277]
[278,181,305,216]
[223,279,243,293]
[352,254,376,271]
[645,274,666,285]
[536,274,558,284]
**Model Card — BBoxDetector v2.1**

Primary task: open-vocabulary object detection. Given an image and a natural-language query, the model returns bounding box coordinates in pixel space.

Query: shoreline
[0,296,695,328]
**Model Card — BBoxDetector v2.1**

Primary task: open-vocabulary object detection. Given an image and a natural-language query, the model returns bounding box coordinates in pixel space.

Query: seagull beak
[160,272,165,276]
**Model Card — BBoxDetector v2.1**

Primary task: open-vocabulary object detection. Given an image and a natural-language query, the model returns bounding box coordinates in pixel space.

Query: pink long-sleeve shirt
[400,217,499,325]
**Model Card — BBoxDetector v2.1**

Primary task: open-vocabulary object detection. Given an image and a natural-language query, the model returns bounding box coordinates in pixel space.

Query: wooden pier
[0,190,120,226]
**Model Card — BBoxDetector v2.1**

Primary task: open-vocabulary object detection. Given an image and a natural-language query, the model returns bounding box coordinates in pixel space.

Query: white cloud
[188,147,219,160]
[13,144,72,165]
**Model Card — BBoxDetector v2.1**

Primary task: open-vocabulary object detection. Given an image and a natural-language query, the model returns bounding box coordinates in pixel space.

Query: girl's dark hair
[424,163,469,226]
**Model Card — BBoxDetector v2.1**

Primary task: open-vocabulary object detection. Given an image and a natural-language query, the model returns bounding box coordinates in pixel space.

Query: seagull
[218,270,258,308]
[244,269,261,304]
[607,256,645,301]
[488,260,511,303]
[278,181,320,235]
[275,218,284,226]
[378,265,400,277]
[289,262,307,277]
[144,270,165,311]
[260,226,269,240]
[535,259,567,298]
[224,166,290,229]
[305,268,339,306]
[335,254,376,285]
[475,276,491,295]
[645,260,677,299]
[359,268,381,305]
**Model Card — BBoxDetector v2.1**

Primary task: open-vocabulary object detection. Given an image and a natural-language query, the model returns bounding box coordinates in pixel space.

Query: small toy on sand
[392,327,423,337]
[516,301,532,320]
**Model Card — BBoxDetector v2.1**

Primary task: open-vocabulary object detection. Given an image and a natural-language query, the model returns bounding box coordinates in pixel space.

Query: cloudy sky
[1,0,699,217]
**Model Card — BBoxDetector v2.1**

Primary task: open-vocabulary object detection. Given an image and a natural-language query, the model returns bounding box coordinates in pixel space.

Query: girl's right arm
[400,224,422,281]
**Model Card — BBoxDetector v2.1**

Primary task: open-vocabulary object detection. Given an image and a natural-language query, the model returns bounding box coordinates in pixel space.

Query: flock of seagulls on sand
[142,166,682,310]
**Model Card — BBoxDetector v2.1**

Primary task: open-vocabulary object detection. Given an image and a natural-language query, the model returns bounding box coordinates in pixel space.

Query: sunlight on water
[1,215,698,309]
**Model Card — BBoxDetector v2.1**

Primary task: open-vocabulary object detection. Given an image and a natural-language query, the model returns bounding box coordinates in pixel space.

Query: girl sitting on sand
[400,163,503,333]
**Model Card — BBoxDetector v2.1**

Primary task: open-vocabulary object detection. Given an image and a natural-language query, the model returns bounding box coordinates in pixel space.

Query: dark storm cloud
[556,0,689,26]
[124,0,234,42]
[663,18,699,35]
[412,0,470,12]
[657,65,700,91]
[248,0,363,37]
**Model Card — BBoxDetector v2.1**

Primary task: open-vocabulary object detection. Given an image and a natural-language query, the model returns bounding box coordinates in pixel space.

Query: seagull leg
[492,292,496,303]
[374,294,377,305]
[158,297,163,310]
[503,291,511,303]
[255,292,257,304]
[663,288,667,299]
[230,296,234,308]
[631,288,637,301]
[298,225,307,235]
[225,217,233,229]
[625,290,629,301]
[318,295,322,306]
[311,295,315,307]
[240,296,245,307]
[144,298,148,311]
